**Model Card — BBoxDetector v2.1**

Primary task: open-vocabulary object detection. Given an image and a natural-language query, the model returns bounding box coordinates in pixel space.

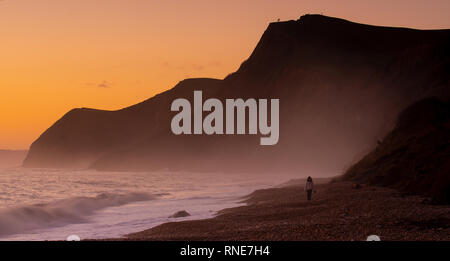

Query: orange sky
[1,0,449,149]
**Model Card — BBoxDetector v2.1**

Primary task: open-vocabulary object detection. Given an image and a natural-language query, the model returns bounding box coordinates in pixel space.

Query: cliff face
[342,98,450,204]
[23,15,450,173]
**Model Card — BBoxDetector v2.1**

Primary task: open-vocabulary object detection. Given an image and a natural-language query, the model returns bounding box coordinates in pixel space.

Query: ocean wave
[0,192,156,237]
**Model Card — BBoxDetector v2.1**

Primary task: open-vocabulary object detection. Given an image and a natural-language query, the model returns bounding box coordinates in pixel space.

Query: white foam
[0,169,286,240]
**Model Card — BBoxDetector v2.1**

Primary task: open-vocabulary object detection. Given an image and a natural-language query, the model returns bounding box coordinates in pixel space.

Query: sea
[0,168,294,240]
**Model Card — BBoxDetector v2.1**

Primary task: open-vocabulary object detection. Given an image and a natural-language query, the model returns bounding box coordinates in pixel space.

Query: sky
[1,0,449,149]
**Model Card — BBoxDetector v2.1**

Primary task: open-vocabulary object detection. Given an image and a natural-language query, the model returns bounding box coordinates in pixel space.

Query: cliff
[342,98,450,204]
[23,15,450,173]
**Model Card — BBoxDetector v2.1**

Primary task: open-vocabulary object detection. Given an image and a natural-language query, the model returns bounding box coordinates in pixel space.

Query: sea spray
[0,192,157,236]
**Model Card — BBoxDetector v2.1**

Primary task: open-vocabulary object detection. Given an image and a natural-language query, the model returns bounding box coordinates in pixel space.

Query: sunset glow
[1,0,449,149]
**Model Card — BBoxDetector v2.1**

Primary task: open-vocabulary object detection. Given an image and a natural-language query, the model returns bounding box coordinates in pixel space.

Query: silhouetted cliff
[342,98,450,204]
[23,15,450,174]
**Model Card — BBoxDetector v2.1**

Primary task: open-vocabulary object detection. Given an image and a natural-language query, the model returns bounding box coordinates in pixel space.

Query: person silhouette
[305,176,314,201]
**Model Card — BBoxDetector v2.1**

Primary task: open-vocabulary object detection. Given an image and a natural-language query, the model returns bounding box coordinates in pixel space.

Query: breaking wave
[0,192,157,236]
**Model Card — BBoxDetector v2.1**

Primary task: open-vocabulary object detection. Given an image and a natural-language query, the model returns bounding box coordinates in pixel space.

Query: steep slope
[342,98,450,204]
[23,15,450,173]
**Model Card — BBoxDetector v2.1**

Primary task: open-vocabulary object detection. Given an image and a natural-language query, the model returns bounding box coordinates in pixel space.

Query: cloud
[161,62,185,70]
[97,80,111,88]
[85,81,112,88]
[191,64,204,71]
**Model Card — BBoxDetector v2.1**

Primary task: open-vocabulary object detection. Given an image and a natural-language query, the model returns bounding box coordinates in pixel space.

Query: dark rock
[343,98,450,204]
[169,210,191,218]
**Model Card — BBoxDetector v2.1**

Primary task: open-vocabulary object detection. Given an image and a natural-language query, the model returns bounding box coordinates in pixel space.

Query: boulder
[169,210,191,218]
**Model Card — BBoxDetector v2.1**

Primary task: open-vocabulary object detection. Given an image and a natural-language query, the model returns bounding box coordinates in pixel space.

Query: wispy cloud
[97,80,111,88]
[85,80,112,88]
[191,64,204,71]
[161,62,184,70]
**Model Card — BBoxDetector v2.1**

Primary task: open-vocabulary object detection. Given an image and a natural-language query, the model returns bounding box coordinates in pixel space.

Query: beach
[121,181,450,241]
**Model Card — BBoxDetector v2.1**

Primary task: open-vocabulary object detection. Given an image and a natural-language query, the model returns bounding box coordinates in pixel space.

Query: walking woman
[305,176,314,201]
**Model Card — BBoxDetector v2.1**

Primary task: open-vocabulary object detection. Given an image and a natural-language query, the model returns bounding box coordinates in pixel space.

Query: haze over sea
[0,168,296,240]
